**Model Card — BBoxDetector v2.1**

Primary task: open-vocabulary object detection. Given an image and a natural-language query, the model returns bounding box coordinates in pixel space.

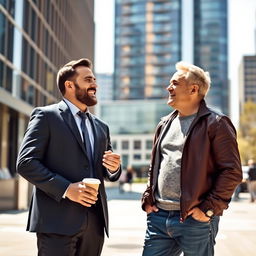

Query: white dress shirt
[62,98,118,198]
[63,98,94,153]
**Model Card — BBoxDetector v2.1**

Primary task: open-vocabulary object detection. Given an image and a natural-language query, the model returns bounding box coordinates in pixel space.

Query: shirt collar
[63,98,90,116]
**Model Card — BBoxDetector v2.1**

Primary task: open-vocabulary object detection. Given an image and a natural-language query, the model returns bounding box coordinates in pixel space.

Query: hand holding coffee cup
[66,179,100,207]
[82,178,101,191]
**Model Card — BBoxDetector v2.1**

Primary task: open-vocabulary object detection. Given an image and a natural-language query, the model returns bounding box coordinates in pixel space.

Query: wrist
[204,209,214,218]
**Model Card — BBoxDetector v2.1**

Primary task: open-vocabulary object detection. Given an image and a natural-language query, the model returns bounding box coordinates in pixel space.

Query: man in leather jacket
[141,62,242,256]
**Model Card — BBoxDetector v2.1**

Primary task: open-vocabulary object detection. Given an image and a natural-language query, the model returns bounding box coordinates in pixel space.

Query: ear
[64,80,74,90]
[190,84,199,95]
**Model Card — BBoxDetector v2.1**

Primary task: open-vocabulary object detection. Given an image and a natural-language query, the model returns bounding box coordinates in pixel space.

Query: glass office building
[98,100,170,134]
[114,0,228,112]
[97,99,171,174]
[96,73,113,101]
[108,0,228,170]
[0,0,94,210]
[194,0,228,114]
[239,55,256,108]
[114,0,182,100]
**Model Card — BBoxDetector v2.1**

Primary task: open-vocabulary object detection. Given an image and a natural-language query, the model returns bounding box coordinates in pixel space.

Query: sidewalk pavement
[0,183,256,256]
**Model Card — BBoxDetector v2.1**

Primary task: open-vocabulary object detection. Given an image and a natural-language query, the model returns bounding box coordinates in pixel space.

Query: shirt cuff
[107,166,120,174]
[62,186,69,198]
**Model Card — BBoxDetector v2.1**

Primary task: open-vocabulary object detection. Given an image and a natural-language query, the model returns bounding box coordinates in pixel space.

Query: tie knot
[78,111,89,120]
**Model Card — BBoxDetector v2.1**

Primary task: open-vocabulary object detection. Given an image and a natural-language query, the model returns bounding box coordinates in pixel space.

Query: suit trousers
[37,205,104,256]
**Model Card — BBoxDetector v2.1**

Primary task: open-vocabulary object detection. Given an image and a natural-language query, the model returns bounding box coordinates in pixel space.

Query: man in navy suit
[17,58,121,256]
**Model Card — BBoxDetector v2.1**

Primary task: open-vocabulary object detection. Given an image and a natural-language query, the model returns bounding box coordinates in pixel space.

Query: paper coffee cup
[82,178,101,191]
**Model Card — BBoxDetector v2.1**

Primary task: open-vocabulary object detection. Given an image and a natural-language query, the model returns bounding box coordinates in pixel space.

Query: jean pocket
[188,215,210,225]
[147,211,155,216]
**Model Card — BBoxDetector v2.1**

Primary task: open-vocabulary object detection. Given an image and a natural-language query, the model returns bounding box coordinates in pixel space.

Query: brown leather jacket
[141,100,242,221]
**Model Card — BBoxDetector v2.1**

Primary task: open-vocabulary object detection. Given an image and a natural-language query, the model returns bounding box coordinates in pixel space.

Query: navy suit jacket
[17,100,121,236]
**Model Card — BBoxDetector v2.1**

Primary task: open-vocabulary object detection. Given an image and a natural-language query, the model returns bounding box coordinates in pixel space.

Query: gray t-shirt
[155,113,196,211]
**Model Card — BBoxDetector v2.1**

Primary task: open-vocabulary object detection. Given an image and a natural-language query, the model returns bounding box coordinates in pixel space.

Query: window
[134,154,141,160]
[29,47,35,79]
[112,141,117,150]
[134,140,141,149]
[0,60,5,88]
[21,78,35,105]
[146,140,153,149]
[6,66,12,92]
[122,154,129,167]
[146,154,151,160]
[0,12,6,55]
[122,140,129,150]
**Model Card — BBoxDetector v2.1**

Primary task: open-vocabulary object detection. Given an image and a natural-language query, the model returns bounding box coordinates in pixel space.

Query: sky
[94,0,256,125]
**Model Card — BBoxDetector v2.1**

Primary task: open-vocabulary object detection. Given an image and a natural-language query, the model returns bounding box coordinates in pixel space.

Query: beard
[74,83,97,106]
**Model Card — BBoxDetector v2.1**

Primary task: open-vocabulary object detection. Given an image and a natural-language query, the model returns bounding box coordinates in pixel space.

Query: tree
[237,101,256,165]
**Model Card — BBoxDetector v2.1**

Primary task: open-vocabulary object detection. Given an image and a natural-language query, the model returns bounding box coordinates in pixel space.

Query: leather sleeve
[198,116,242,215]
[141,122,163,211]
[141,184,155,211]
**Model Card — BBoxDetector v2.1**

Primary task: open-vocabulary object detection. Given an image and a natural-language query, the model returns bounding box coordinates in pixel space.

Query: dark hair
[56,58,92,95]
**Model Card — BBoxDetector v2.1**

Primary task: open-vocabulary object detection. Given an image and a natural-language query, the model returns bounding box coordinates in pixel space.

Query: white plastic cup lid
[82,178,101,184]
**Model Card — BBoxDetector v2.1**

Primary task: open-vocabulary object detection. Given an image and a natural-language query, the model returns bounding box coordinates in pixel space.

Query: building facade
[0,0,94,210]
[193,0,229,114]
[96,99,170,174]
[103,0,228,172]
[114,0,228,111]
[96,73,113,101]
[114,0,182,100]
[239,55,256,108]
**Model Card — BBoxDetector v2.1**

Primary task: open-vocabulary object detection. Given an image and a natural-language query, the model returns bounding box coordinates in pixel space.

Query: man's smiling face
[166,72,193,110]
[74,66,98,106]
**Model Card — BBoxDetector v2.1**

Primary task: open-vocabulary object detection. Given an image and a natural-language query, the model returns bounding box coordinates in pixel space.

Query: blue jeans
[143,209,219,256]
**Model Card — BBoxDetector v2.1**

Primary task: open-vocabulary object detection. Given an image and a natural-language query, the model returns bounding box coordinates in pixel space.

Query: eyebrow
[84,75,96,79]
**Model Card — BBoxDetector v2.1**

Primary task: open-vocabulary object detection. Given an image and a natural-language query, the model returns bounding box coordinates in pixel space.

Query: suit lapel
[58,101,87,156]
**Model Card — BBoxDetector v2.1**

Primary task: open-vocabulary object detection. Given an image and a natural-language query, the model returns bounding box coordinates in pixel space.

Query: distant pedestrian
[126,166,134,192]
[233,183,242,201]
[248,159,256,203]
[119,169,127,193]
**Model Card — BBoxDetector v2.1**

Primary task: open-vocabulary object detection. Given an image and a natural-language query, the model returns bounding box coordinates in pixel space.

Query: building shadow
[0,209,27,215]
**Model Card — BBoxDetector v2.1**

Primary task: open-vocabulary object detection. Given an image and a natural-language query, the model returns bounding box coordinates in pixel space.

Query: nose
[167,84,173,91]
[92,78,98,87]
[94,81,98,88]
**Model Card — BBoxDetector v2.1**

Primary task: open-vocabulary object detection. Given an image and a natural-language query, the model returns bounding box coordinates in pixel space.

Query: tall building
[239,55,256,108]
[114,0,181,100]
[100,0,228,172]
[0,0,94,210]
[96,73,113,101]
[193,0,228,114]
[239,14,256,110]
[114,0,228,112]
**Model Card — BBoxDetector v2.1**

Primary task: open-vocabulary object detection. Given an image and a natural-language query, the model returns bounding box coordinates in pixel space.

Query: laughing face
[73,66,97,106]
[167,72,192,110]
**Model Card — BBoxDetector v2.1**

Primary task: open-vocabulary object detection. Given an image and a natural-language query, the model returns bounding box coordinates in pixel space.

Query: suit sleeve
[103,125,122,182]
[141,121,164,211]
[16,108,70,202]
[199,116,242,215]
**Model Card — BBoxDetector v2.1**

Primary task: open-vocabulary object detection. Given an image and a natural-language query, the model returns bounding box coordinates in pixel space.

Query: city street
[0,183,256,256]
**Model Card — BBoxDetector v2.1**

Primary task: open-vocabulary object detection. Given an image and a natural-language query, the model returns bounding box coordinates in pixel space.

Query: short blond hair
[175,61,211,97]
